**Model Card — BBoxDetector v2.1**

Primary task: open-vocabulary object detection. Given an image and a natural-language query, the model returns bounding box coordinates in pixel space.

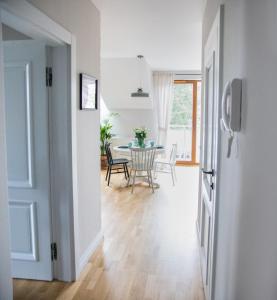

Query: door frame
[197,5,224,300]
[0,0,79,288]
[0,18,13,300]
[173,79,201,166]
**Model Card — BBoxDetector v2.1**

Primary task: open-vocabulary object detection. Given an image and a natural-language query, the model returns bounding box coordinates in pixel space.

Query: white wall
[109,109,157,139]
[28,0,101,274]
[101,57,156,139]
[203,1,277,300]
[101,57,153,110]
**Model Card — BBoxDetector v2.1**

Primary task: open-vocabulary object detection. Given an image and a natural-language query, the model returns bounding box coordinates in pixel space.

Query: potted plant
[134,127,148,147]
[100,120,112,169]
[100,113,118,169]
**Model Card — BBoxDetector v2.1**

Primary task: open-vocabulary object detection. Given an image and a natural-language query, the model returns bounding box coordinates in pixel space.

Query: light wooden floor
[14,167,205,300]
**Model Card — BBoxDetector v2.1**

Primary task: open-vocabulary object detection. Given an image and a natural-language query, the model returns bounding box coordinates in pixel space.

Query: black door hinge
[46,67,53,87]
[51,242,57,261]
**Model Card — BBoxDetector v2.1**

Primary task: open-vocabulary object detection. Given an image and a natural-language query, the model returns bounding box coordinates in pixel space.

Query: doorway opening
[98,75,205,298]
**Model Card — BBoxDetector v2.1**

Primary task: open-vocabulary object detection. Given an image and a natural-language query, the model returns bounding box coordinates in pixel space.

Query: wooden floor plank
[13,167,204,300]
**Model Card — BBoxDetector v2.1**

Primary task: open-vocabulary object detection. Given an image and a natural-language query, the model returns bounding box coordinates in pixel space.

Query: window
[168,80,202,165]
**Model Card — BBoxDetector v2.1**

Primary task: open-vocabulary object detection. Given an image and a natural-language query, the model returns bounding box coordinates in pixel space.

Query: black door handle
[201,168,215,176]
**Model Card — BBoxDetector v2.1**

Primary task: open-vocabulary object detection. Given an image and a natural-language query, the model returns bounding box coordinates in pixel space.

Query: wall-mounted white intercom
[220,78,242,158]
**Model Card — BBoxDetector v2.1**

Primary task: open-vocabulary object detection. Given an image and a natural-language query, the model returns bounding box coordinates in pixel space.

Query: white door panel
[203,53,215,194]
[5,61,33,188]
[200,42,217,300]
[4,41,53,280]
[200,46,216,300]
[9,200,38,261]
[198,6,223,300]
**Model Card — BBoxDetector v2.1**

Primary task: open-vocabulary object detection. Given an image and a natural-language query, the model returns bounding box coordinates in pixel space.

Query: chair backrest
[110,136,130,159]
[130,147,156,171]
[105,143,113,165]
[169,144,177,165]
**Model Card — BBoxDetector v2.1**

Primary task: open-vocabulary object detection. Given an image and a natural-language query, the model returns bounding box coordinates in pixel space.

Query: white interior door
[198,7,223,300]
[4,41,53,280]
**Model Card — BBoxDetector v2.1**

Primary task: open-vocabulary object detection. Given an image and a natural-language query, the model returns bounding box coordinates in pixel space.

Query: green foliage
[134,127,148,139]
[170,84,193,127]
[100,121,112,155]
[100,113,119,155]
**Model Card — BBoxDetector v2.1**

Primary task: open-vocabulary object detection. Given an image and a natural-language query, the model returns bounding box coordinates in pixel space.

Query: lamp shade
[131,88,149,97]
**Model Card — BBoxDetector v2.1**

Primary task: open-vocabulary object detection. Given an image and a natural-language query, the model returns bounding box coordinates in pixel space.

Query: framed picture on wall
[80,73,98,110]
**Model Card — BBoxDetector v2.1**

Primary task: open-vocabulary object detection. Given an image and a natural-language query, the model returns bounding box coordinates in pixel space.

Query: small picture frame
[80,73,98,110]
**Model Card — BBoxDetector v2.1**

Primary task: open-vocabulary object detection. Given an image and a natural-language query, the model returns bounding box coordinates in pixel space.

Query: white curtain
[153,72,174,146]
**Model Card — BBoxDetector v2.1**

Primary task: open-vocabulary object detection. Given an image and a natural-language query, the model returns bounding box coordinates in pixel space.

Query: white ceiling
[92,0,203,71]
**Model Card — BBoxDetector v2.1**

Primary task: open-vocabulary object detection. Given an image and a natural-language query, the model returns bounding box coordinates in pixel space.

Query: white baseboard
[77,230,103,277]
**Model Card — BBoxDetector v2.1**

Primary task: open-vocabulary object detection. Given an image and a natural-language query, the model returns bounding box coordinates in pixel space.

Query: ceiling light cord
[138,55,143,89]
[131,54,149,98]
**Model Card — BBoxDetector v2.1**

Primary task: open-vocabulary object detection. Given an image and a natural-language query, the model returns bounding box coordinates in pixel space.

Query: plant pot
[100,155,107,170]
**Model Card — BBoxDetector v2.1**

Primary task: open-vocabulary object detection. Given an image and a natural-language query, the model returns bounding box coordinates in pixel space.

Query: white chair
[154,144,177,185]
[128,147,156,193]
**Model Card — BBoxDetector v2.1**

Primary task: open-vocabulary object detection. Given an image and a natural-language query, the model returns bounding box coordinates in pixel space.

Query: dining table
[113,144,165,156]
[113,144,165,188]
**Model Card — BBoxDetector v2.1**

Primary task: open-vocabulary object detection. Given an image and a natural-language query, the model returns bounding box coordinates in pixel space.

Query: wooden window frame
[172,80,201,166]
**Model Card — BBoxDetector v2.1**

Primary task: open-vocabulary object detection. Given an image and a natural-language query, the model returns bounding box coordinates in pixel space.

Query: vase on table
[134,127,148,148]
[137,137,145,148]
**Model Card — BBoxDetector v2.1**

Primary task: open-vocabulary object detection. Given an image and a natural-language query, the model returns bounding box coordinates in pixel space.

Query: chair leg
[108,166,112,186]
[170,165,175,186]
[147,171,151,187]
[173,166,177,181]
[123,164,127,180]
[149,171,155,193]
[105,166,110,181]
[131,170,136,193]
[127,169,132,186]
[154,163,157,179]
[126,164,130,178]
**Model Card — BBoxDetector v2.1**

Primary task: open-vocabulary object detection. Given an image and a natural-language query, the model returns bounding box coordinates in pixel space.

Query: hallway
[14,167,204,300]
